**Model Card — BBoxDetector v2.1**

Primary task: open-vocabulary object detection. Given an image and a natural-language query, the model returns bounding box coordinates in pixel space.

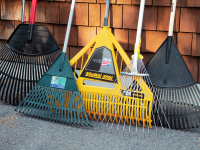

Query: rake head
[7,24,60,55]
[145,37,200,129]
[0,24,62,106]
[15,53,92,128]
[15,84,92,128]
[152,85,200,129]
[85,59,170,137]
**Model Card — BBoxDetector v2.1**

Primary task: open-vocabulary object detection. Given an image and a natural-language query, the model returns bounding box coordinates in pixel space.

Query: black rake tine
[3,51,17,103]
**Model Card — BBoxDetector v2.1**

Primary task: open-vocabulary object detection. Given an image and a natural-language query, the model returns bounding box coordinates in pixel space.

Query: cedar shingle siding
[0,0,200,82]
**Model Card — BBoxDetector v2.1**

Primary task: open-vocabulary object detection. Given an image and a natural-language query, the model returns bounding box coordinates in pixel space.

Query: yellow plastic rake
[70,25,153,128]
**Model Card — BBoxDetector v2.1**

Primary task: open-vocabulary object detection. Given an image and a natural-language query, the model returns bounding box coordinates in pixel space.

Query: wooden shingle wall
[0,0,200,82]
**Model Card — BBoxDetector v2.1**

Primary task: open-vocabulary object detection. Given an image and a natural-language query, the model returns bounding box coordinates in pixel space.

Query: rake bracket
[59,52,65,71]
[165,36,172,64]
[27,24,34,42]
[120,72,149,77]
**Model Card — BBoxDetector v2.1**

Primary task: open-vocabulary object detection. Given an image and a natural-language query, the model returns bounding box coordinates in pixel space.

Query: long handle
[63,0,76,53]
[131,0,145,74]
[59,0,76,71]
[27,0,37,41]
[29,0,37,24]
[135,0,145,45]
[165,0,177,64]
[103,0,110,27]
[21,0,25,23]
[168,0,177,36]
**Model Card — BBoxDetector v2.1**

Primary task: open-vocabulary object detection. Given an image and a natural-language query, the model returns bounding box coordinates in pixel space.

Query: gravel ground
[0,101,200,150]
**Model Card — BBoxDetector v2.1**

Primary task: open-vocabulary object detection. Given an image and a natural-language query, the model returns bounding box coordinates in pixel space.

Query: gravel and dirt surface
[0,101,200,150]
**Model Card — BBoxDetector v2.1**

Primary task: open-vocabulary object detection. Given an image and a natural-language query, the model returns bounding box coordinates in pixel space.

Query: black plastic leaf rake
[145,0,200,130]
[15,0,92,127]
[0,0,62,106]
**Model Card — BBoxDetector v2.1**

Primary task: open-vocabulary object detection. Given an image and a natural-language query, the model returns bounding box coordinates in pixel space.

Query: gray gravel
[0,101,200,150]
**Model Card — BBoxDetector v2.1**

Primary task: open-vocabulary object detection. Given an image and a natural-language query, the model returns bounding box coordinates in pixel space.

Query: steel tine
[190,85,200,126]
[177,88,186,129]
[181,88,192,128]
[185,87,198,128]
[188,85,200,127]
[173,89,180,129]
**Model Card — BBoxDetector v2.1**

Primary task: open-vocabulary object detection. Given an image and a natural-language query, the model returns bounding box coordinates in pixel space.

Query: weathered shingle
[0,0,199,81]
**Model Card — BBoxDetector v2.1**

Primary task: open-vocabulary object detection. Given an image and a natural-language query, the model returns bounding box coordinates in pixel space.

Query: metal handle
[29,0,37,24]
[132,0,145,74]
[135,0,145,45]
[103,0,110,27]
[62,0,76,53]
[21,0,25,23]
[168,0,177,36]
[60,0,76,71]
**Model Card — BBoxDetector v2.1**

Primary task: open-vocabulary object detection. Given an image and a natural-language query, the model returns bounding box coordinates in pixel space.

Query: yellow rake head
[70,27,155,129]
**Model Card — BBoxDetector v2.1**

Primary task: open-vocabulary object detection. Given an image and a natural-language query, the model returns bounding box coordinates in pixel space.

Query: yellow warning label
[85,72,113,81]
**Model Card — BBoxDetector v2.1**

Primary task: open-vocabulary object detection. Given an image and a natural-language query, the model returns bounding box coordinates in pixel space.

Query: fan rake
[0,45,61,106]
[0,0,62,106]
[15,84,90,127]
[146,0,200,129]
[15,0,92,128]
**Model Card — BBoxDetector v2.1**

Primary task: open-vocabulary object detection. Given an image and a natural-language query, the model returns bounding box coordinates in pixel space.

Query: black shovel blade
[7,24,60,55]
[145,36,195,88]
